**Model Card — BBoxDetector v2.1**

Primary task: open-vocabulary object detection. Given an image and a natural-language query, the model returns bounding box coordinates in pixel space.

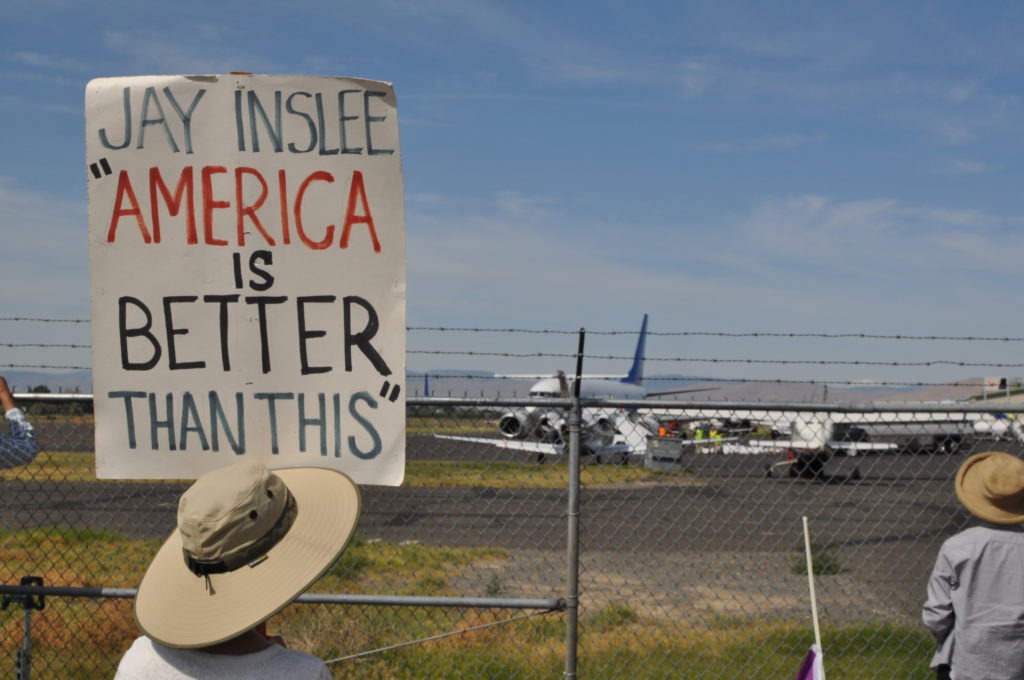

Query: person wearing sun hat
[922,451,1024,680]
[114,460,361,679]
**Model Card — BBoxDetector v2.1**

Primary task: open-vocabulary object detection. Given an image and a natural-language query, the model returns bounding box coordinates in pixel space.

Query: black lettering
[163,296,204,370]
[343,296,390,376]
[119,297,161,370]
[203,294,240,371]
[297,295,335,375]
[248,250,274,291]
[246,296,288,373]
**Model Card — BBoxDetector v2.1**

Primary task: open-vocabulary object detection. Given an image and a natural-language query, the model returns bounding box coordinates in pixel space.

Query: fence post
[1,576,45,680]
[564,328,585,678]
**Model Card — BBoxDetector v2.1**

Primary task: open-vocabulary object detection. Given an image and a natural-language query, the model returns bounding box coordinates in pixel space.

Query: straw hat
[134,461,361,648]
[955,451,1024,525]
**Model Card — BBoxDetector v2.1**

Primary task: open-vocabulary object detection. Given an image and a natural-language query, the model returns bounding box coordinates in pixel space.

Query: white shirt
[923,523,1024,680]
[113,636,332,679]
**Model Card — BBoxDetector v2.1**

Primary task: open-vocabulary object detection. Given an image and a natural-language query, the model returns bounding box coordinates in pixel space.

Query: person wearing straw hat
[923,451,1024,680]
[114,460,361,679]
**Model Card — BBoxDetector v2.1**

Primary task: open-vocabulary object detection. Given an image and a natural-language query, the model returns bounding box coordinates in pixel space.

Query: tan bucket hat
[955,451,1024,525]
[134,461,361,648]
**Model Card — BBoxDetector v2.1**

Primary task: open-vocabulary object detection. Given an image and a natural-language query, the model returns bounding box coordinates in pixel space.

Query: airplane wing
[645,386,721,397]
[829,441,899,454]
[433,433,565,456]
[679,437,740,446]
[715,439,898,455]
[649,436,741,447]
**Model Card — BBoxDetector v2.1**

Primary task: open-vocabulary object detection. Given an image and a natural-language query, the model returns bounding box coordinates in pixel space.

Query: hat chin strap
[182,492,298,594]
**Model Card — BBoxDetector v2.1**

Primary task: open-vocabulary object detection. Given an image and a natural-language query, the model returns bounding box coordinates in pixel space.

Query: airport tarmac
[2,432,991,627]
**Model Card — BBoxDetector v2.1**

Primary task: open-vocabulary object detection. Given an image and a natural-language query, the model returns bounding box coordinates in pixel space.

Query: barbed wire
[1,364,92,371]
[408,371,1006,390]
[7,350,1024,376]
[0,317,89,323]
[6,319,1024,389]
[4,317,1024,343]
[15,342,1019,369]
[0,343,90,349]
[406,350,1024,370]
[408,326,1024,342]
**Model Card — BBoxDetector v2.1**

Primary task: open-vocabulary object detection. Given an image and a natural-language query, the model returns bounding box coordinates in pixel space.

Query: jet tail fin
[623,314,648,386]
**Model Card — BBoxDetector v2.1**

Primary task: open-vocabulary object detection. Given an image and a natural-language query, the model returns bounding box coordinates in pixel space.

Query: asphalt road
[4,429,1001,623]
[8,431,974,547]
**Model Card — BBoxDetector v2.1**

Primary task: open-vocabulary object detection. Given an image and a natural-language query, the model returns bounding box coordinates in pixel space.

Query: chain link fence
[2,392,1021,678]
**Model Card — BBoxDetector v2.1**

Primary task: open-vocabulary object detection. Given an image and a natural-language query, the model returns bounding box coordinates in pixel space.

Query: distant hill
[3,369,989,403]
[4,370,93,394]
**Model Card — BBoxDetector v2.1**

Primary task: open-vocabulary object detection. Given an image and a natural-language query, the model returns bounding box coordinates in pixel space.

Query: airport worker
[114,460,361,679]
[0,375,39,468]
[922,451,1024,680]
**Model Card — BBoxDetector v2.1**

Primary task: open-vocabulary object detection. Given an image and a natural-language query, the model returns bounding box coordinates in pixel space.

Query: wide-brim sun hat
[955,451,1024,525]
[134,461,360,648]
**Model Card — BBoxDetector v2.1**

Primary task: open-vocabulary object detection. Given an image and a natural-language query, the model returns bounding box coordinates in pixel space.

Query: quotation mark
[379,381,401,403]
[89,158,112,179]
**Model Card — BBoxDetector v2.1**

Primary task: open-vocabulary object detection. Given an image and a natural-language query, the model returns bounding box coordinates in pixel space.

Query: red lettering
[201,166,229,246]
[149,167,196,244]
[277,169,291,245]
[235,167,276,247]
[107,171,152,243]
[102,166,384,251]
[295,171,334,250]
[340,170,380,252]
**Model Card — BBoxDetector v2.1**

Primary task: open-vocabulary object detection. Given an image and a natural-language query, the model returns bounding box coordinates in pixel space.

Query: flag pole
[802,515,825,679]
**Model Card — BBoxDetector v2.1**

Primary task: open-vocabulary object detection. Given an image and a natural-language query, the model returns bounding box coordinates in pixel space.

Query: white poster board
[86,74,405,485]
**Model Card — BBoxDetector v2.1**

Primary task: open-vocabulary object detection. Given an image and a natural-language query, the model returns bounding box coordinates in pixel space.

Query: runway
[1,429,990,624]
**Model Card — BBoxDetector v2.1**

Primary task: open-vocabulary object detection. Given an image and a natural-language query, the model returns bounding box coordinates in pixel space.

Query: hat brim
[134,466,360,648]
[956,451,1024,525]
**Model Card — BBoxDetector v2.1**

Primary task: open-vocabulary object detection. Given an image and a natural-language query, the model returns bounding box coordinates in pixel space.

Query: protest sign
[86,74,405,485]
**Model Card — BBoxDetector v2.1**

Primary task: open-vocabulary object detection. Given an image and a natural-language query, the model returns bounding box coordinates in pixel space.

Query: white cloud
[101,27,273,75]
[0,177,89,316]
[945,80,980,104]
[930,122,974,145]
[928,159,992,175]
[677,61,718,100]
[8,50,88,72]
[727,194,1023,284]
[702,131,825,153]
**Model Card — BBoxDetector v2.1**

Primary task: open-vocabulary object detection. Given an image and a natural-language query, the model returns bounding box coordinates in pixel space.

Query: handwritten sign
[86,74,405,485]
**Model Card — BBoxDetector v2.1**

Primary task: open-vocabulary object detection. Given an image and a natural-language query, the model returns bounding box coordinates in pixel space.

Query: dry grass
[0,451,698,489]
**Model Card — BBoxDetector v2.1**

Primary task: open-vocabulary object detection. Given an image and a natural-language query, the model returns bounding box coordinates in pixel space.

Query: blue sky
[4,0,1024,385]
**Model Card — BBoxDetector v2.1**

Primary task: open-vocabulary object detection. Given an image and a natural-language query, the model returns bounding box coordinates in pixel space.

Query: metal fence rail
[2,393,1021,678]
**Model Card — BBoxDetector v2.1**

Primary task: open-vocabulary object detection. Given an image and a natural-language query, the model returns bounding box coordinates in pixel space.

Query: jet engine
[498,408,562,441]
[498,410,530,439]
[555,412,618,453]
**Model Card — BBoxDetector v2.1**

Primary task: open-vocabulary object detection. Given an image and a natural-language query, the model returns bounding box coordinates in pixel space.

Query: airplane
[433,314,727,463]
[433,314,1024,472]
[651,406,1024,482]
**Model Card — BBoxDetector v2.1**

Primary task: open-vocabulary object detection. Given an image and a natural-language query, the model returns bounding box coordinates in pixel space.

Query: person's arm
[922,547,956,669]
[0,376,39,468]
[0,376,18,413]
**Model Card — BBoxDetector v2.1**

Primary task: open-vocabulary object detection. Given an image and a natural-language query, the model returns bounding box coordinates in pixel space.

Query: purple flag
[795,644,825,680]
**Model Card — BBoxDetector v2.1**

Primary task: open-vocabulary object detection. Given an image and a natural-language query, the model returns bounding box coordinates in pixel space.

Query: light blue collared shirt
[923,522,1024,680]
